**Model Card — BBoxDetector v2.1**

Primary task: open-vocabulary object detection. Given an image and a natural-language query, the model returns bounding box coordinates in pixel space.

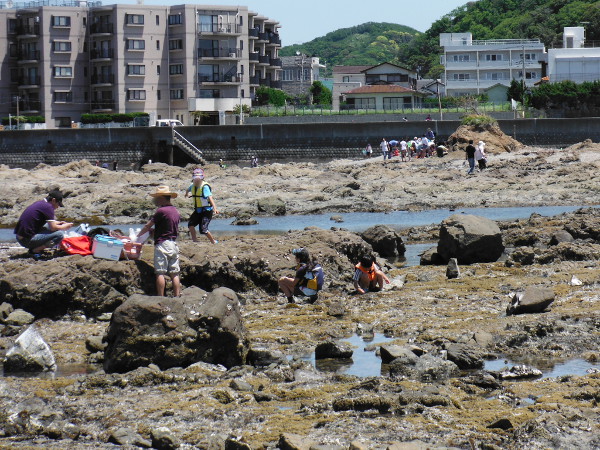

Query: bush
[255,86,286,107]
[233,104,251,114]
[461,114,497,128]
[1,115,45,125]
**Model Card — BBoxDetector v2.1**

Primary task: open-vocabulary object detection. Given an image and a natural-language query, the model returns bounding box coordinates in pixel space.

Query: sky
[126,0,471,45]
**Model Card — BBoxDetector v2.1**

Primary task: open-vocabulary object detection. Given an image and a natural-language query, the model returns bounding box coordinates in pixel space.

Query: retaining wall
[0,118,598,168]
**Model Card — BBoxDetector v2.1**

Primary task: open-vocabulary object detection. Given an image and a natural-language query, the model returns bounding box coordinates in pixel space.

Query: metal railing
[17,50,40,61]
[90,23,113,34]
[18,75,40,85]
[91,101,115,110]
[90,48,114,59]
[173,129,203,163]
[15,24,40,35]
[198,74,242,83]
[198,23,240,34]
[91,73,114,84]
[248,28,259,38]
[259,55,270,64]
[269,58,282,67]
[198,48,240,58]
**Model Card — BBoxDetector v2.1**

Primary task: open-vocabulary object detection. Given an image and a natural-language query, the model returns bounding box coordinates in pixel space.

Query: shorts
[188,209,213,234]
[294,285,318,297]
[154,240,180,275]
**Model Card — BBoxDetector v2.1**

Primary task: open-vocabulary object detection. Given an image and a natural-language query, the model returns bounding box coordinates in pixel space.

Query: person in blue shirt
[185,168,220,244]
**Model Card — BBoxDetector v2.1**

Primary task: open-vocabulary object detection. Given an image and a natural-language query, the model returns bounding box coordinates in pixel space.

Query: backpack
[60,236,93,256]
[304,264,325,291]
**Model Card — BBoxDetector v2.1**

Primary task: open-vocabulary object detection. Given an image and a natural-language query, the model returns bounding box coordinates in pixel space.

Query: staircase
[172,130,206,164]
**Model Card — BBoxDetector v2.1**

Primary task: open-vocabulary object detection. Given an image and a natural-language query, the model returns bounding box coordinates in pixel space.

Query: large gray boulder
[506,287,555,316]
[103,287,249,373]
[4,324,56,372]
[437,214,504,264]
[361,225,406,257]
[257,196,286,216]
[388,353,459,382]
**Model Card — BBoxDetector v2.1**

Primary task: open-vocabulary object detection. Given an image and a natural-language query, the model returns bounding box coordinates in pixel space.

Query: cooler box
[121,242,143,260]
[92,236,124,261]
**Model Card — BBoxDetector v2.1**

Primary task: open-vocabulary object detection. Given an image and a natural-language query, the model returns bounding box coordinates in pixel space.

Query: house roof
[333,65,372,74]
[343,85,418,95]
[363,62,414,74]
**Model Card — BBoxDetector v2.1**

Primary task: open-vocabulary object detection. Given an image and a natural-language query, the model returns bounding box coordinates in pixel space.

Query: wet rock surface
[4,324,56,372]
[361,225,406,257]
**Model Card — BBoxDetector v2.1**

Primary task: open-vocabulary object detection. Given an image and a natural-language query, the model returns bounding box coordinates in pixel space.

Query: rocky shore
[1,142,600,449]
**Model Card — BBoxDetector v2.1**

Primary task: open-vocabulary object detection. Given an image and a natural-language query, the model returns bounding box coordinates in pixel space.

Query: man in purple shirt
[138,186,181,297]
[14,190,73,256]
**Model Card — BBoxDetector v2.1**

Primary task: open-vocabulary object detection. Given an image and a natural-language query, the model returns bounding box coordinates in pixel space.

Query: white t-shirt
[380,141,388,152]
[400,141,407,150]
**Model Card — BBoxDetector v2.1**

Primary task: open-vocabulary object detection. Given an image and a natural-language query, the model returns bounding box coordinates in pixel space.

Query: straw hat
[150,186,178,198]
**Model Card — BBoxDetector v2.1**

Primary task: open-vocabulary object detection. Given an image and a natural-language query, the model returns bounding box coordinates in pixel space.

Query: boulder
[330,215,344,223]
[103,287,249,373]
[257,196,286,216]
[487,418,514,430]
[0,301,14,322]
[278,433,315,450]
[389,354,459,382]
[419,247,444,266]
[549,230,574,246]
[5,309,35,326]
[437,214,504,264]
[151,427,180,450]
[108,427,152,447]
[361,225,406,257]
[499,365,542,380]
[444,343,484,370]
[506,287,555,316]
[380,345,420,364]
[4,324,56,372]
[446,258,460,279]
[315,341,353,360]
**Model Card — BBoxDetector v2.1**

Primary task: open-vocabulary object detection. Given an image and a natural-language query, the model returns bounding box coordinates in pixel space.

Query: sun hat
[193,168,205,180]
[150,186,178,198]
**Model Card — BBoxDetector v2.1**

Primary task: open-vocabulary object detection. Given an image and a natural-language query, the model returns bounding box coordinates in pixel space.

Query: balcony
[248,28,259,39]
[17,50,40,62]
[257,32,269,42]
[198,24,241,35]
[90,48,114,60]
[15,24,40,37]
[268,34,281,46]
[12,101,42,114]
[270,80,282,89]
[91,73,114,85]
[198,48,241,59]
[198,74,242,84]
[91,101,115,111]
[259,78,268,86]
[18,75,40,87]
[269,58,282,67]
[90,23,113,34]
[259,55,270,65]
[249,75,260,85]
[249,52,260,62]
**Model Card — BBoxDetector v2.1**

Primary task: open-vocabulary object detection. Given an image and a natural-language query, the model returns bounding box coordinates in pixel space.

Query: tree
[507,79,525,103]
[309,81,332,105]
[255,86,286,107]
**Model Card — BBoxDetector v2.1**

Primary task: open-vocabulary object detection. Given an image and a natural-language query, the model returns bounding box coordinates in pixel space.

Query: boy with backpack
[185,168,219,244]
[278,248,325,304]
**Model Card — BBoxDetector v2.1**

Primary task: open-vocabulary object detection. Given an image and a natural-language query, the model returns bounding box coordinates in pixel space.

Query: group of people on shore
[364,129,449,162]
[465,140,487,175]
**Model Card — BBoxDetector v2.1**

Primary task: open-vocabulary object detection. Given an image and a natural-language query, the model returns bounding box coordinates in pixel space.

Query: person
[365,143,373,158]
[426,114,432,121]
[476,141,487,171]
[101,162,109,169]
[112,160,118,171]
[426,128,435,141]
[465,140,476,175]
[219,159,226,169]
[380,138,390,161]
[186,168,219,244]
[402,117,408,122]
[421,134,430,153]
[353,254,389,294]
[14,190,73,258]
[436,143,448,158]
[137,186,181,297]
[250,156,259,168]
[278,248,324,304]
[400,139,408,162]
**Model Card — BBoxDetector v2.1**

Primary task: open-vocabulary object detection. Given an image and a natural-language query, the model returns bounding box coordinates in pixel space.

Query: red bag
[60,236,93,256]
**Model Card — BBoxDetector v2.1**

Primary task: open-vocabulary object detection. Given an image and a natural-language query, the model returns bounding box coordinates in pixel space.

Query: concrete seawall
[0,118,598,168]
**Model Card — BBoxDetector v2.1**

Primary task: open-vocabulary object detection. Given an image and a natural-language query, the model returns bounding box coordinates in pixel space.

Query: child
[353,254,389,294]
[278,248,325,304]
[185,168,219,244]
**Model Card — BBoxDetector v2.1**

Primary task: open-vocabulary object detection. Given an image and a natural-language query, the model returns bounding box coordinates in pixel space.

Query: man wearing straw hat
[137,186,181,297]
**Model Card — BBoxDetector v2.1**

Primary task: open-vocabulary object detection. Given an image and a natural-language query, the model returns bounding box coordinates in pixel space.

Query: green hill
[280,22,420,76]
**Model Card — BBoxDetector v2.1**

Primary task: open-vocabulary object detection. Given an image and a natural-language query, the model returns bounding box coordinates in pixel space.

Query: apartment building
[439,33,546,100]
[280,55,325,97]
[0,1,281,128]
[547,27,600,83]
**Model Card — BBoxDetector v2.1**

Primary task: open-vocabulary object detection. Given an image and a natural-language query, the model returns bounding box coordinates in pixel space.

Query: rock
[108,427,152,447]
[398,386,450,407]
[225,438,253,450]
[85,335,106,353]
[5,309,35,326]
[472,331,494,347]
[383,275,406,291]
[230,379,253,392]
[315,341,353,360]
[506,287,555,316]
[437,214,504,264]
[327,301,346,317]
[0,302,14,322]
[257,196,286,215]
[246,347,286,367]
[445,344,484,370]
[569,275,583,286]
[103,287,249,373]
[278,433,315,450]
[389,354,459,382]
[380,345,420,364]
[231,217,259,226]
[387,440,452,450]
[462,372,501,390]
[499,365,542,380]
[4,324,56,372]
[349,441,368,450]
[549,230,574,246]
[151,427,180,450]
[419,246,444,266]
[446,258,460,279]
[330,215,344,223]
[487,418,514,430]
[332,395,392,413]
[361,225,406,257]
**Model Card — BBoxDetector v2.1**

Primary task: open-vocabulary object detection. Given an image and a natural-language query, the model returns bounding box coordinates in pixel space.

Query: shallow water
[484,357,600,379]
[1,205,594,243]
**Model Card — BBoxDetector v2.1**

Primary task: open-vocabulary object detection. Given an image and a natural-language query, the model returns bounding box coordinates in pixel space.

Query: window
[485,54,503,61]
[8,18,17,33]
[168,14,182,25]
[452,54,470,62]
[156,40,160,50]
[127,39,145,50]
[126,14,144,25]
[169,39,183,50]
[55,117,71,128]
[54,66,73,77]
[54,91,72,103]
[157,65,161,75]
[282,69,293,81]
[52,41,71,52]
[519,71,538,79]
[83,67,88,77]
[156,15,159,26]
[170,89,184,99]
[519,53,537,61]
[169,64,184,75]
[342,76,350,82]
[10,68,18,83]
[157,90,161,100]
[383,97,406,110]
[51,16,71,27]
[353,98,375,110]
[127,90,146,101]
[387,74,409,83]
[127,64,145,75]
[241,89,244,98]
[83,17,86,27]
[452,73,470,81]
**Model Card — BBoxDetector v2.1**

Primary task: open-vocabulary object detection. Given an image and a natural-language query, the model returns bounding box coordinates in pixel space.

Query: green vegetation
[1,115,45,125]
[529,80,600,111]
[81,112,149,124]
[280,22,419,75]
[309,81,332,105]
[255,86,287,107]
[461,114,498,128]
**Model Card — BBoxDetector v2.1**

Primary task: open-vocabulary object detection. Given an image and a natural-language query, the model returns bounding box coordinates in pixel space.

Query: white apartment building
[547,27,600,83]
[439,33,546,100]
[0,1,281,128]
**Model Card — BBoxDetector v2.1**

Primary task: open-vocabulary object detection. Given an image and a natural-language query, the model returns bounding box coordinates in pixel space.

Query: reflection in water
[484,357,599,379]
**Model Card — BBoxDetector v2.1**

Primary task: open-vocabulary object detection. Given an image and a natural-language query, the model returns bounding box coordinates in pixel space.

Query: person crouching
[278,248,324,304]
[353,254,389,294]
